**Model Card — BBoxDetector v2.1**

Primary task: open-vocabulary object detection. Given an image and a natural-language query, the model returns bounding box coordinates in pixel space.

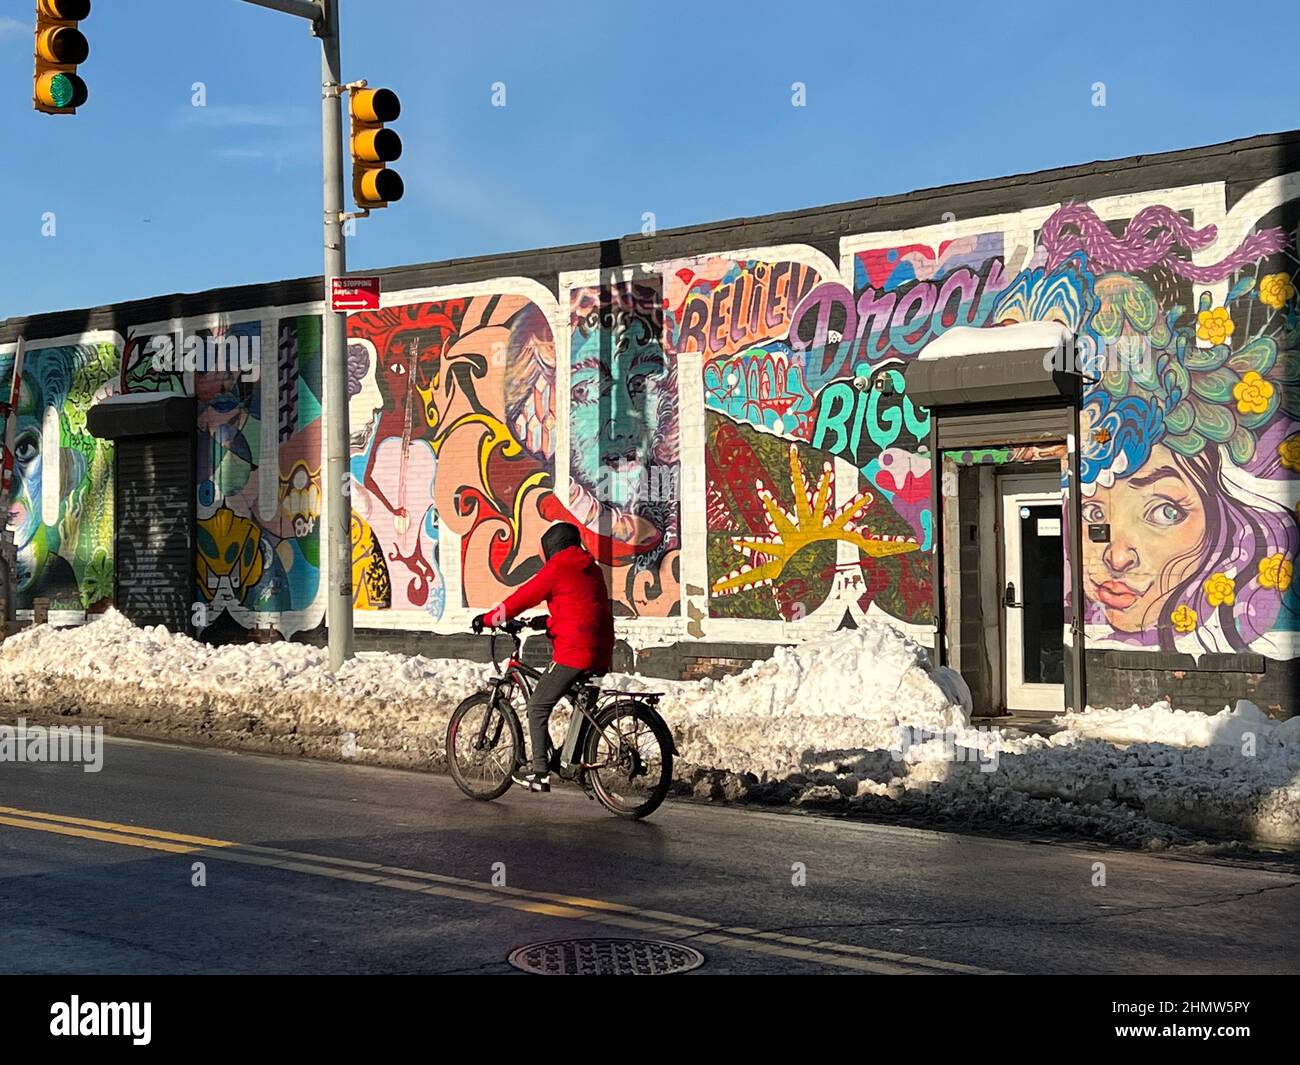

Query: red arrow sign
[331,277,381,312]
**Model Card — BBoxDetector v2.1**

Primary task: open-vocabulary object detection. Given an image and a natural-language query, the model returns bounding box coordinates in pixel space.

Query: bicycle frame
[485,625,659,777]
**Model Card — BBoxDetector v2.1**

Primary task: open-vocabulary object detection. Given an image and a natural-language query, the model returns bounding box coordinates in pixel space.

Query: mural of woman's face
[1081,443,1206,631]
[11,369,48,554]
[9,427,41,550]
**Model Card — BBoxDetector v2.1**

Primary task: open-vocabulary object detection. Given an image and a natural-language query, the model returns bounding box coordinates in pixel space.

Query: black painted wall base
[1085,649,1295,720]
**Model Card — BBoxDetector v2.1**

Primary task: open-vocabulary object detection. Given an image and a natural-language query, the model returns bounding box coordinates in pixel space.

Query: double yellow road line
[0,804,1004,975]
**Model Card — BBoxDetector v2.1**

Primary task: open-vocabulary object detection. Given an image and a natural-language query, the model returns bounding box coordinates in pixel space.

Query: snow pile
[1015,700,1300,844]
[611,623,965,777]
[606,632,1300,844]
[3,611,1299,845]
[0,609,492,765]
[1057,698,1300,749]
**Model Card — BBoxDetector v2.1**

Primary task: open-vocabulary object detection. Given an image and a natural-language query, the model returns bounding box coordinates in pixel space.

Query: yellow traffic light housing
[34,0,90,115]
[350,87,404,210]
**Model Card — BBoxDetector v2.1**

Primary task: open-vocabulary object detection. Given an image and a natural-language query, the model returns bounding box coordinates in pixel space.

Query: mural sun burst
[712,444,919,597]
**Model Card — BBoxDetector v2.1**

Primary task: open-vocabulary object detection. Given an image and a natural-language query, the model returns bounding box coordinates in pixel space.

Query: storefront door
[999,474,1065,712]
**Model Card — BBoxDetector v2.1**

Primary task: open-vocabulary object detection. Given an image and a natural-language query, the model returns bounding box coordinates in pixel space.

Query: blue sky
[2,0,1297,319]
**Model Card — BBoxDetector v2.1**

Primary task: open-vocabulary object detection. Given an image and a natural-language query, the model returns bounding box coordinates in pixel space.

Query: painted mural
[195,321,267,625]
[347,292,557,616]
[686,251,938,624]
[568,282,680,617]
[4,342,115,612]
[121,317,325,635]
[1026,202,1300,656]
[272,316,324,624]
[7,160,1299,664]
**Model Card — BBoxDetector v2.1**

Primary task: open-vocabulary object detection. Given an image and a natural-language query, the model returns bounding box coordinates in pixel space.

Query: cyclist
[471,522,614,793]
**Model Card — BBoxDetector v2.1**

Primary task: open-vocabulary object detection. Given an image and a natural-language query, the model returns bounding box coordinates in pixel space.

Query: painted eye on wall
[1146,500,1188,527]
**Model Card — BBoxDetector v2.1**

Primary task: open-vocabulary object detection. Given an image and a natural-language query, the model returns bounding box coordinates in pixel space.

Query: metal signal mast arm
[238,0,322,21]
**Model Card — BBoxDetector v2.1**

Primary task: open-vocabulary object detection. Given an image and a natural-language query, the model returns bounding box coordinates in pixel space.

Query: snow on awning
[906,322,1079,409]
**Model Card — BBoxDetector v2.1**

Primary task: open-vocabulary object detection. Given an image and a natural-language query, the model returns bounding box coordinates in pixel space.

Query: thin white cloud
[0,16,28,40]
[212,135,318,170]
[214,147,279,161]
[181,103,307,129]
[407,141,567,245]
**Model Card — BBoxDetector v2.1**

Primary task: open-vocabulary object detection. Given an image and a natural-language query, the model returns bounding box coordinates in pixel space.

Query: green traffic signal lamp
[36,70,88,109]
[34,0,91,115]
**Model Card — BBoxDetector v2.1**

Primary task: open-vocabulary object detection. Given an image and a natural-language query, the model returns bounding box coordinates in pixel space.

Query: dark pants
[526,662,587,774]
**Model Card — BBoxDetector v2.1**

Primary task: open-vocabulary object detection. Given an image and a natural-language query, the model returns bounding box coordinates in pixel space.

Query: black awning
[906,348,1080,409]
[87,394,197,440]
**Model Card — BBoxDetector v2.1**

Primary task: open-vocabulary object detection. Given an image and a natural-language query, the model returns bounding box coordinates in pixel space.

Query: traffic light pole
[241,0,353,670]
[318,0,354,671]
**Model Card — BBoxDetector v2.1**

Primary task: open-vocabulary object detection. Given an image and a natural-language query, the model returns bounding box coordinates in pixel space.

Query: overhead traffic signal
[350,87,404,210]
[34,0,90,115]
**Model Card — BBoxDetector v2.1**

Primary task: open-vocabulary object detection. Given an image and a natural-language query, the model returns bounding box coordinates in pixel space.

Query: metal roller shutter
[114,435,193,633]
[935,406,1072,448]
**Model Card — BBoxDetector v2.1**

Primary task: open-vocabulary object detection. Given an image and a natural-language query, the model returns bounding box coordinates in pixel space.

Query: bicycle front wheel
[583,700,674,820]
[446,688,524,800]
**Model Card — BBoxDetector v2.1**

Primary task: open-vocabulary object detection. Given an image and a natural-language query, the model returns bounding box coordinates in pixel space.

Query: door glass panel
[1019,504,1064,685]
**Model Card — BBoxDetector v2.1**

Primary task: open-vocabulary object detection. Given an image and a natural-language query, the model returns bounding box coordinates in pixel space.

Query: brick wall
[1087,650,1293,720]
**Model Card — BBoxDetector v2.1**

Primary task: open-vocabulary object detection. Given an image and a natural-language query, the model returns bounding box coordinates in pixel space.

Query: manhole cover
[508,938,705,975]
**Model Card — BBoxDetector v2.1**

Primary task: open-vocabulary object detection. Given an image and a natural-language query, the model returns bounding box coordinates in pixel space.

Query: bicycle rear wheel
[583,699,674,819]
[446,688,524,800]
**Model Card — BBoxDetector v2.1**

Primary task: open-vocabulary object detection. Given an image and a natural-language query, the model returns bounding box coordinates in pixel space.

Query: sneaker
[511,767,551,793]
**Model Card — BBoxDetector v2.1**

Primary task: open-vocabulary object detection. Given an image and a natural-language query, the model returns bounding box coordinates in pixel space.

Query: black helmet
[541,521,582,560]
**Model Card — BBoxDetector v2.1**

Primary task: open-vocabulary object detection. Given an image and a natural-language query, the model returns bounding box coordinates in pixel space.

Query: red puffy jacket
[489,545,615,672]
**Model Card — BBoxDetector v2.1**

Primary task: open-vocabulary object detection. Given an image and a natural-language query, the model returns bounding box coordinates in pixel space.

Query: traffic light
[34,0,90,115]
[350,87,404,210]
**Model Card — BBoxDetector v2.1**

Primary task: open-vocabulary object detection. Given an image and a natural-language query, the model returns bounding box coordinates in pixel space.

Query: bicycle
[445,616,676,819]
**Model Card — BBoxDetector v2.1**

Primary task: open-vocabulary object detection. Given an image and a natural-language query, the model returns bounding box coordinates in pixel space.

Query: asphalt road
[1,733,1297,975]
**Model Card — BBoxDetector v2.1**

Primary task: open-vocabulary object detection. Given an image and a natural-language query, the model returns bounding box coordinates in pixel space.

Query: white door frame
[1000,474,1065,713]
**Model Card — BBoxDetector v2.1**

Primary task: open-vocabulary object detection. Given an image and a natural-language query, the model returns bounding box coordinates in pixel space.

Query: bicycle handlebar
[484,616,548,675]
[494,615,548,636]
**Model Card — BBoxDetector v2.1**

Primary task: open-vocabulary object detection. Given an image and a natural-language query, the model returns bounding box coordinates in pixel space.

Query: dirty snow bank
[0,610,491,765]
[606,634,1300,845]
[3,611,1298,845]
[607,623,965,776]
[1011,701,1300,844]
[1058,698,1300,749]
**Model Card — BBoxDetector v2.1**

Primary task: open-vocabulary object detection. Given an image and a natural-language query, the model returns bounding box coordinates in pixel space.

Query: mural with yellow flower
[1278,434,1300,471]
[6,146,1300,674]
[1197,306,1235,345]
[1061,197,1300,657]
[1204,572,1236,607]
[1234,371,1274,415]
[1259,553,1294,592]
[1259,272,1296,310]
